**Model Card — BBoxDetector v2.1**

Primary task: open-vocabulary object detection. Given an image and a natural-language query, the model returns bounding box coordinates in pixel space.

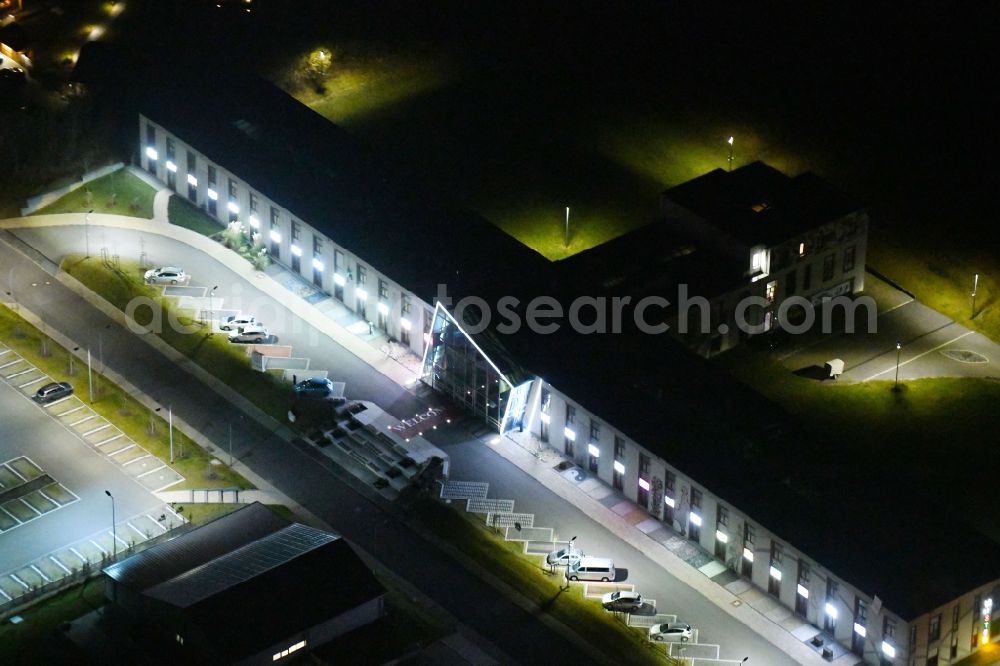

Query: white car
[601,590,643,612]
[219,313,257,331]
[648,622,692,642]
[228,324,269,344]
[144,266,188,285]
[546,547,585,567]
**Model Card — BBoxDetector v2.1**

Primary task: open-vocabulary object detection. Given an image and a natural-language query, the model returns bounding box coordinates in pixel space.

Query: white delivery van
[566,556,616,582]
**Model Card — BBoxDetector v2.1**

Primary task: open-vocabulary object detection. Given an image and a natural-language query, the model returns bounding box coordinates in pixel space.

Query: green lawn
[35,169,156,219]
[62,256,294,424]
[412,499,681,666]
[167,195,224,236]
[0,577,102,666]
[0,303,251,490]
[716,345,1000,538]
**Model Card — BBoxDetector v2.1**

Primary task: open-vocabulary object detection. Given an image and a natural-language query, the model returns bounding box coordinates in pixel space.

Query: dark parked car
[294,377,335,397]
[33,382,73,404]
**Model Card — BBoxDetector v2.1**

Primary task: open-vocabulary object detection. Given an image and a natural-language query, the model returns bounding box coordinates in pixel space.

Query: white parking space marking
[147,513,170,532]
[9,574,29,589]
[135,462,166,478]
[50,556,71,575]
[0,587,10,601]
[68,414,96,427]
[68,548,87,565]
[89,539,108,556]
[30,564,50,582]
[18,376,47,389]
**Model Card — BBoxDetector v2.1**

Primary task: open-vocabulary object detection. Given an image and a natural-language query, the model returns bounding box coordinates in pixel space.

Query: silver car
[649,622,692,642]
[219,313,257,331]
[546,547,585,567]
[228,324,269,344]
[144,266,188,285]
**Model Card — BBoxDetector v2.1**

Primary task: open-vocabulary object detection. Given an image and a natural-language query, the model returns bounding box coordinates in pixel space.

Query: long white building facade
[136,76,999,666]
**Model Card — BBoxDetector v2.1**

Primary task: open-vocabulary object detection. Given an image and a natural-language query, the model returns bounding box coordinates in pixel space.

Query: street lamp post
[971,273,979,319]
[209,285,219,325]
[104,490,117,561]
[564,207,570,249]
[87,348,93,403]
[229,421,233,467]
[169,405,174,464]
[894,342,902,389]
[727,136,734,171]
[85,209,93,258]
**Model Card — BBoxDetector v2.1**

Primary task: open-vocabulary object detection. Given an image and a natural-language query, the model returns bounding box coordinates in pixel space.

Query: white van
[566,557,615,582]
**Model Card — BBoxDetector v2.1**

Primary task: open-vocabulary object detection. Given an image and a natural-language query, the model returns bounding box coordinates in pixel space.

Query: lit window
[689,512,703,527]
[187,174,198,186]
[799,242,806,256]
[333,273,346,286]
[587,444,600,457]
[797,584,809,598]
[269,229,281,243]
[290,244,302,257]
[400,317,412,331]
[539,412,550,424]
[377,302,389,316]
[228,201,240,214]
[854,622,867,637]
[664,496,676,508]
[613,460,625,474]
[743,547,754,562]
[165,160,177,172]
[563,427,576,441]
[769,565,782,581]
[312,257,324,271]
[248,215,260,228]
[715,530,728,543]
[638,478,650,491]
[825,602,838,619]
[207,188,218,201]
[355,288,368,301]
[146,146,158,160]
[881,641,895,658]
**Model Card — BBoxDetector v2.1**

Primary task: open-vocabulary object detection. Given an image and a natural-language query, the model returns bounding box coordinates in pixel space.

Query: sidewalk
[496,430,845,666]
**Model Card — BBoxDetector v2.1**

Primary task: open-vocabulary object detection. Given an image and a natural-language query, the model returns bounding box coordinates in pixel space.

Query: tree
[304,47,334,93]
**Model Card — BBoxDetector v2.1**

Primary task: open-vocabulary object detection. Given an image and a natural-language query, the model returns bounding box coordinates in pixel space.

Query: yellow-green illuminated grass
[62,256,294,424]
[0,304,251,490]
[868,226,999,345]
[35,168,156,219]
[295,51,459,126]
[414,499,681,666]
[953,641,999,666]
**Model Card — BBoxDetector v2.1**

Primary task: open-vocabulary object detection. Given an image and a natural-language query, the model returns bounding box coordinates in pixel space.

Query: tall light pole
[85,209,93,258]
[971,273,979,319]
[169,404,174,464]
[894,342,902,390]
[104,490,117,561]
[87,348,93,403]
[209,285,219,325]
[564,207,570,249]
[727,136,735,171]
[229,421,233,467]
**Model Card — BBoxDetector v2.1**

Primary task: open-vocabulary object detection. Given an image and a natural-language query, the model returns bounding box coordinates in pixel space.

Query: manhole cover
[940,349,988,363]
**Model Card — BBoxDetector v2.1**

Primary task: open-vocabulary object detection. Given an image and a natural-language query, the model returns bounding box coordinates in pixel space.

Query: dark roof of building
[554,219,745,299]
[0,22,30,51]
[103,502,288,591]
[663,162,861,247]
[144,523,339,608]
[132,67,550,304]
[182,538,383,661]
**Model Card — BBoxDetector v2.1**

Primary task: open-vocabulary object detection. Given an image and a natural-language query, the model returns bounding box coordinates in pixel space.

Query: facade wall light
[377,302,389,316]
[356,288,368,301]
[797,584,810,598]
[638,478,650,491]
[207,188,218,201]
[248,215,260,228]
[853,622,866,637]
[146,146,158,160]
[563,427,576,441]
[664,495,676,508]
[228,201,240,214]
[312,258,324,271]
[187,174,198,186]
[743,547,754,562]
[166,160,177,173]
[881,641,895,658]
[613,460,625,474]
[716,530,729,543]
[290,244,302,257]
[269,229,281,242]
[825,602,838,619]
[333,273,346,286]
[587,444,600,457]
[400,317,412,331]
[769,565,782,581]
[689,512,703,527]
[539,412,550,424]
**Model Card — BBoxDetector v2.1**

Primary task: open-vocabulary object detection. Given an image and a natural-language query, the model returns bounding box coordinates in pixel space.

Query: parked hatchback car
[219,313,257,331]
[32,382,73,404]
[601,590,643,613]
[294,377,335,397]
[648,623,692,643]
[546,546,585,567]
[144,266,187,285]
[228,325,269,344]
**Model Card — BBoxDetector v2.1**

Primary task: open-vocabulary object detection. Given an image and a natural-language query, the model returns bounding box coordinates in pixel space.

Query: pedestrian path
[496,430,836,666]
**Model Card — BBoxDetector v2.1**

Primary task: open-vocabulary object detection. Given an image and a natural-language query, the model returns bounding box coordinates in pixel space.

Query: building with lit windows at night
[134,70,999,665]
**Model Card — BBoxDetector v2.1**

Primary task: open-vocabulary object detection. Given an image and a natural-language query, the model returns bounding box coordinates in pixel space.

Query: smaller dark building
[103,503,385,665]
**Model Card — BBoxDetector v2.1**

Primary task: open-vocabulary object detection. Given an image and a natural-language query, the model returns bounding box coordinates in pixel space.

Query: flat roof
[663,162,861,247]
[134,68,551,305]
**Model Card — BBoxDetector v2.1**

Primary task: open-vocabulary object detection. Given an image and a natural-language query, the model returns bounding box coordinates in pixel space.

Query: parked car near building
[144,266,188,285]
[228,325,269,344]
[219,313,257,331]
[546,546,584,567]
[293,377,335,398]
[32,382,73,404]
[601,590,643,613]
[648,623,692,643]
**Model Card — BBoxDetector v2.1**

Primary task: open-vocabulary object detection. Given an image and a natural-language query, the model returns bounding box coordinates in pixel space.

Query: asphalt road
[0,376,161,574]
[440,429,799,666]
[1,227,597,664]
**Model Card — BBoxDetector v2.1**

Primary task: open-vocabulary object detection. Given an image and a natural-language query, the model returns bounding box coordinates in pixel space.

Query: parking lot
[0,341,182,608]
